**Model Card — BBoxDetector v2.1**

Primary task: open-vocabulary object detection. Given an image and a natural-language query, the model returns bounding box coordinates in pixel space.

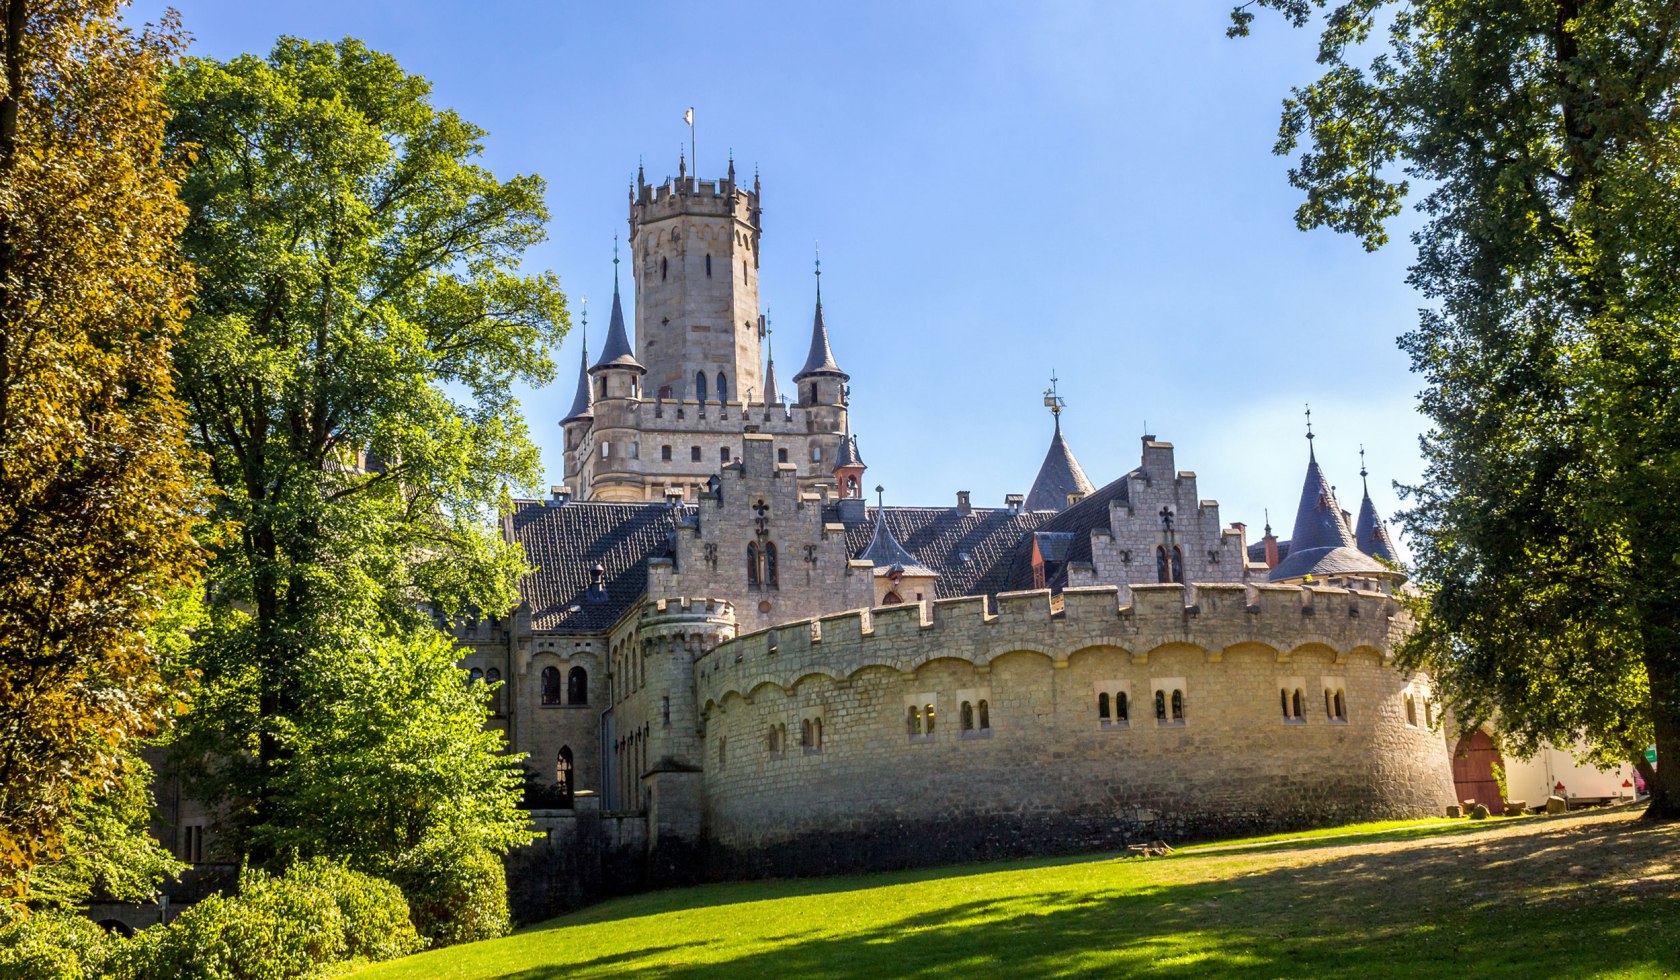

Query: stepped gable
[837,506,1056,599]
[509,499,687,631]
[1006,470,1136,590]
[1025,421,1095,512]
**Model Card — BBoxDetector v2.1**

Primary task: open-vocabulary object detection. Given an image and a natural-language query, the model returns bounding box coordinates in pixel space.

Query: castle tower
[1025,374,1093,512]
[792,253,849,436]
[630,154,762,406]
[833,426,866,499]
[586,256,648,501]
[559,304,593,491]
[1268,409,1398,588]
[1354,448,1399,562]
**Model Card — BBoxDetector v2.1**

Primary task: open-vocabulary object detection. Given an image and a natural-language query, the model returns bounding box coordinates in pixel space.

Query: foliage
[281,859,422,963]
[0,910,116,980]
[123,865,346,980]
[387,838,509,948]
[1232,2,1680,814]
[0,0,202,899]
[250,632,532,867]
[161,35,564,866]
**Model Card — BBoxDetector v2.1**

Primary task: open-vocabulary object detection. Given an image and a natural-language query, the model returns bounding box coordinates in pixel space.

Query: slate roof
[1025,421,1095,512]
[835,432,865,469]
[762,340,781,408]
[1269,448,1388,582]
[856,506,936,577]
[560,334,593,424]
[1002,470,1135,590]
[793,295,846,381]
[1355,488,1398,563]
[509,499,686,632]
[838,506,1057,599]
[590,283,644,374]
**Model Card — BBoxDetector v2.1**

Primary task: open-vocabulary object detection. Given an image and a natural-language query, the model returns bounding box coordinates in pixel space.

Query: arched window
[1155,689,1167,722]
[1335,690,1347,721]
[661,256,668,280]
[1282,689,1292,719]
[883,591,903,605]
[556,746,574,808]
[485,668,501,713]
[1098,692,1111,720]
[1171,546,1184,584]
[716,372,728,404]
[1115,692,1127,722]
[568,666,588,705]
[765,542,778,589]
[747,541,760,587]
[541,666,561,705]
[847,476,858,497]
[1172,689,1185,722]
[1156,546,1169,583]
[961,701,975,731]
[1423,700,1431,727]
[977,700,990,730]
[695,371,708,404]
[907,705,922,736]
[801,719,813,747]
[705,254,712,277]
[924,703,936,734]
[468,667,483,683]
[1292,688,1305,719]
[1405,694,1418,726]
[814,718,823,748]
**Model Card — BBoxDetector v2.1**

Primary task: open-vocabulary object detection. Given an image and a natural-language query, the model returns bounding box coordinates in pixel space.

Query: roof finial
[1360,444,1370,492]
[678,144,686,179]
[613,235,620,291]
[814,241,822,305]
[875,484,885,509]
[1043,370,1065,430]
[1264,508,1272,536]
[580,294,588,347]
[1304,403,1315,457]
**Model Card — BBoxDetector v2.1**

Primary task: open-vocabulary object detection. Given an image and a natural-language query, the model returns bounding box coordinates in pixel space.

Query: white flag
[684,108,693,126]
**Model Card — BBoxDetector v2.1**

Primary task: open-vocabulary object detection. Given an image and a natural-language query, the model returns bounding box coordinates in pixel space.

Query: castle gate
[1452,730,1505,814]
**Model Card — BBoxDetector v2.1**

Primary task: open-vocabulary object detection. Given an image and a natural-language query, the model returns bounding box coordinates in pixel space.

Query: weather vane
[1043,370,1065,418]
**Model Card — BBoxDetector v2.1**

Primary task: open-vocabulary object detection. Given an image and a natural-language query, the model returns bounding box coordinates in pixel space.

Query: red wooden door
[1452,730,1505,815]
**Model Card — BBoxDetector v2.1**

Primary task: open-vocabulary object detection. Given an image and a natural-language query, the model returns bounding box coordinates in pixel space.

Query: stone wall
[693,582,1455,876]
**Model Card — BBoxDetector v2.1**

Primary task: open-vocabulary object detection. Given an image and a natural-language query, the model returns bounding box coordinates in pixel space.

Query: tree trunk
[1641,630,1680,820]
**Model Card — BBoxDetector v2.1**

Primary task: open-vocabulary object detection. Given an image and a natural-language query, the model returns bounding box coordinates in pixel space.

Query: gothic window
[691,445,702,462]
[961,701,975,731]
[1171,546,1184,584]
[978,700,990,730]
[556,746,574,807]
[705,254,712,277]
[1156,546,1169,583]
[695,371,708,404]
[765,542,778,589]
[883,591,903,605]
[747,541,760,588]
[1098,692,1111,720]
[541,666,561,706]
[717,372,728,404]
[661,445,672,461]
[568,666,588,705]
[1155,689,1166,722]
[1115,692,1128,723]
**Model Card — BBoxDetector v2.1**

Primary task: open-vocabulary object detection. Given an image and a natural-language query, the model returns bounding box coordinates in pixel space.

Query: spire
[1355,447,1399,562]
[835,426,865,470]
[793,245,847,382]
[857,486,932,576]
[561,300,593,424]
[678,146,686,179]
[1267,422,1391,582]
[761,321,781,410]
[1026,375,1094,512]
[591,238,644,375]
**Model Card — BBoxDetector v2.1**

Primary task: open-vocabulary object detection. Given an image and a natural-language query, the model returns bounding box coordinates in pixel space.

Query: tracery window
[1171,546,1184,584]
[1156,546,1169,583]
[556,746,574,808]
[717,372,728,404]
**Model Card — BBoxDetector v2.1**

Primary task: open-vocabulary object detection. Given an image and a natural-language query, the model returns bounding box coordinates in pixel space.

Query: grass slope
[357,808,1680,978]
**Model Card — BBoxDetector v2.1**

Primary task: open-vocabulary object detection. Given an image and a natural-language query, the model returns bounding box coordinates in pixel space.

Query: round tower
[791,251,849,439]
[629,155,762,409]
[586,255,648,501]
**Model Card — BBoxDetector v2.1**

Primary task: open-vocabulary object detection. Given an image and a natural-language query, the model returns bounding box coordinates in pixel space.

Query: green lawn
[355,808,1680,978]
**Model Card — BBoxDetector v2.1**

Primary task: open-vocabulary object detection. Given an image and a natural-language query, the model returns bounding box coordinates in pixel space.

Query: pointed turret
[1269,408,1390,584]
[1354,448,1399,563]
[590,243,645,378]
[1026,374,1094,512]
[560,308,592,425]
[857,488,933,577]
[833,424,866,498]
[793,249,848,389]
[761,327,781,411]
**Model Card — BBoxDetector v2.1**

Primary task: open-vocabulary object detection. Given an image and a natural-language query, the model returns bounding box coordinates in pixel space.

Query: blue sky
[127,1,1427,550]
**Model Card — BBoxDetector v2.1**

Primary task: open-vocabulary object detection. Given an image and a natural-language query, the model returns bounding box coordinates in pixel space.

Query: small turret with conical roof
[1354,447,1399,563]
[833,423,866,499]
[589,240,645,398]
[1025,373,1094,512]
[561,303,593,426]
[760,321,782,418]
[1268,407,1400,588]
[858,486,937,605]
[793,247,848,407]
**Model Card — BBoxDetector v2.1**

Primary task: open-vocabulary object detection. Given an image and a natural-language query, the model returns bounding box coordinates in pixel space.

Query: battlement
[695,583,1406,706]
[631,174,758,223]
[642,596,735,622]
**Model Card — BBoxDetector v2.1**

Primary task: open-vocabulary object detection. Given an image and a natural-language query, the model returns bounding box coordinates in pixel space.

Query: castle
[447,153,1458,892]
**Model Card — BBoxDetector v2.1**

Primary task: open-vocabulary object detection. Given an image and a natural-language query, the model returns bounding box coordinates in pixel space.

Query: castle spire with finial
[1026,370,1093,512]
[561,298,593,425]
[761,315,781,412]
[793,242,847,384]
[1354,445,1399,562]
[591,236,643,375]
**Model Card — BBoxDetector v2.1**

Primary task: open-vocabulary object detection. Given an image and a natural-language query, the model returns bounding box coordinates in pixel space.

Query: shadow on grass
[500,813,1680,979]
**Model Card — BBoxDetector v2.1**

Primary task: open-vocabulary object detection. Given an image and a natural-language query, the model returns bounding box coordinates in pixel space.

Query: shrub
[282,859,421,962]
[388,839,510,947]
[123,867,345,980]
[0,911,115,980]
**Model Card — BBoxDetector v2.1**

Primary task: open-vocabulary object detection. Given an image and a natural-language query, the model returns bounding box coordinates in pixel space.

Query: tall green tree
[0,0,201,900]
[1232,1,1680,816]
[165,37,564,863]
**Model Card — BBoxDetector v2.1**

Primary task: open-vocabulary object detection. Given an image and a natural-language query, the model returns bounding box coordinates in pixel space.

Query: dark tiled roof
[1246,539,1292,564]
[1025,421,1095,512]
[1270,446,1372,582]
[509,499,686,632]
[839,506,1056,599]
[856,507,935,577]
[1270,543,1390,582]
[1355,489,1398,562]
[762,343,781,408]
[835,433,864,469]
[1003,470,1136,591]
[793,297,846,381]
[560,337,593,424]
[591,284,644,373]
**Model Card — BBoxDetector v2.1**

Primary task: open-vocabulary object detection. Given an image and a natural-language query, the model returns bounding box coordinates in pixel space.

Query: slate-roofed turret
[857,490,935,578]
[1354,451,1399,563]
[1268,416,1390,583]
[1026,419,1094,512]
[792,254,847,383]
[589,257,644,376]
[761,333,782,410]
[560,311,593,425]
[835,430,865,470]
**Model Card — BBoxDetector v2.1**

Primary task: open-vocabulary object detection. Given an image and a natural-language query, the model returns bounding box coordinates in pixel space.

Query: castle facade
[453,156,1455,890]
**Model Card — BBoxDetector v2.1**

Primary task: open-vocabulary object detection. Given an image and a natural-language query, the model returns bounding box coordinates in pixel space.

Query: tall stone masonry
[631,157,762,405]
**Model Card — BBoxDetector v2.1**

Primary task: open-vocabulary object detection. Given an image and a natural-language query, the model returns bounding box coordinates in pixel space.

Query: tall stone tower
[630,155,763,406]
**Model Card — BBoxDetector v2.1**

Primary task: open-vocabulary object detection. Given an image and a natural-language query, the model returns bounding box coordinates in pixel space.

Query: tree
[164,37,564,863]
[0,0,201,900]
[1232,1,1680,815]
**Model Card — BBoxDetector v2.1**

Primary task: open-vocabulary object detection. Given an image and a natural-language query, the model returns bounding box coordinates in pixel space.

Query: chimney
[1005,493,1025,516]
[1263,526,1280,569]
[956,490,972,514]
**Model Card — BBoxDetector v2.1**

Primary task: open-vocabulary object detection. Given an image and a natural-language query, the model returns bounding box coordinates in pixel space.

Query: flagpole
[686,107,697,178]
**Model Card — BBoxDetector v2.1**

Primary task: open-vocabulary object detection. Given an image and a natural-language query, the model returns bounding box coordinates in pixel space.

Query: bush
[122,867,345,980]
[388,839,509,947]
[282,859,421,962]
[0,911,115,980]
